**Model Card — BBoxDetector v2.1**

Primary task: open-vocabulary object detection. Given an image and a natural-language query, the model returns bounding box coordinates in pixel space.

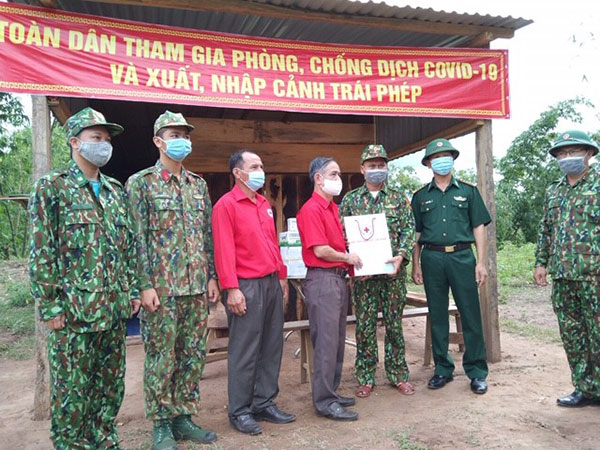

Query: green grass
[388,428,429,450]
[0,278,35,360]
[500,318,561,344]
[496,242,536,288]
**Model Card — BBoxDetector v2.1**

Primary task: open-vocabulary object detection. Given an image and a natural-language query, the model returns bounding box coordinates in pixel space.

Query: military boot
[153,419,177,450]
[172,415,217,444]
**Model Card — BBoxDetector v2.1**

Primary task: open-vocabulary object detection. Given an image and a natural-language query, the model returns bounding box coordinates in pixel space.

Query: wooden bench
[284,305,463,391]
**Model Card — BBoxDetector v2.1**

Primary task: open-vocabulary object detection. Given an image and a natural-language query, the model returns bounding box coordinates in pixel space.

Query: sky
[382,0,600,179]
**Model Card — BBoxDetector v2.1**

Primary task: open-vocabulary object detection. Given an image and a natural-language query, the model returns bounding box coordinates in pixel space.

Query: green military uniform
[126,112,216,423]
[339,145,415,387]
[535,131,600,399]
[29,108,137,449]
[412,170,490,380]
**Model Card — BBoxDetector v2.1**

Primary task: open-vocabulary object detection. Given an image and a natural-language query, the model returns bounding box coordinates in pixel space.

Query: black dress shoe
[557,391,596,408]
[338,396,356,407]
[253,405,296,424]
[470,378,488,394]
[229,414,263,435]
[427,374,453,389]
[317,402,359,421]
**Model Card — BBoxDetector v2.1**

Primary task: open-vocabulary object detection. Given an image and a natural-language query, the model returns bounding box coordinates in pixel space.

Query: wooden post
[475,120,502,363]
[31,95,52,420]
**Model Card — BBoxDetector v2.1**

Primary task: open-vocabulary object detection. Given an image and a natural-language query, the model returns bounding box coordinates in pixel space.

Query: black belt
[423,242,471,253]
[308,267,348,277]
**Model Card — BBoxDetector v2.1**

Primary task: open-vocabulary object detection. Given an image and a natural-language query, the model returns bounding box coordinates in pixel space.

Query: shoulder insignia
[413,184,428,195]
[47,168,68,182]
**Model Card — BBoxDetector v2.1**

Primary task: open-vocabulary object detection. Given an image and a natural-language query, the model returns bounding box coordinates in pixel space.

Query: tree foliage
[496,97,595,243]
[0,95,69,258]
[388,164,422,196]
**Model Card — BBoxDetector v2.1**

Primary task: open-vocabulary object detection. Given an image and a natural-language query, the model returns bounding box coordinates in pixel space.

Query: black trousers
[226,273,284,417]
[303,268,349,414]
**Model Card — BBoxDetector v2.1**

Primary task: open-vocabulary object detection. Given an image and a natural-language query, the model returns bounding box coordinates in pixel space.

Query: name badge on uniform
[72,203,93,210]
[422,199,433,205]
[267,208,274,218]
[453,196,467,202]
[582,191,596,196]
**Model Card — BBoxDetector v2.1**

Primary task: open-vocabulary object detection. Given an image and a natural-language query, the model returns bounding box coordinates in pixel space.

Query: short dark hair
[229,150,257,173]
[309,157,335,185]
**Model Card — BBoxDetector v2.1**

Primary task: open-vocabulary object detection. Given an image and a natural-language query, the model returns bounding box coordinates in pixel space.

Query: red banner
[0,4,509,119]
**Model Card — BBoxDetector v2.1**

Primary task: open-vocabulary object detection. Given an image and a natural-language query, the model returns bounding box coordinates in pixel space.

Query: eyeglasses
[555,148,588,158]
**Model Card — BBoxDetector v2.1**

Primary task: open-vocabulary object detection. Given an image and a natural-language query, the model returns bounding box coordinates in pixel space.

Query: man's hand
[227,288,246,316]
[130,299,141,316]
[141,288,160,312]
[412,264,423,285]
[279,279,289,302]
[533,266,548,286]
[45,314,65,330]
[207,278,220,304]
[346,252,363,269]
[387,255,404,277]
[475,262,488,286]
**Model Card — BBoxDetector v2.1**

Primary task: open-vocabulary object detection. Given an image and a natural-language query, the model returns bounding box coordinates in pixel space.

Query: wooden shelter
[9,0,531,417]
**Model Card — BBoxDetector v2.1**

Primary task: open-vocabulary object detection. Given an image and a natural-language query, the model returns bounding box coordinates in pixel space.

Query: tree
[0,97,70,258]
[388,164,422,196]
[496,97,595,243]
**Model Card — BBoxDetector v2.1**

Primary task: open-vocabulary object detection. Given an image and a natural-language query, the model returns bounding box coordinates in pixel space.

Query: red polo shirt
[212,185,287,289]
[297,191,348,269]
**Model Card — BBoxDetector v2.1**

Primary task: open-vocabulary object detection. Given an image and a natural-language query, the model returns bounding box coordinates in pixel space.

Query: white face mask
[322,177,343,196]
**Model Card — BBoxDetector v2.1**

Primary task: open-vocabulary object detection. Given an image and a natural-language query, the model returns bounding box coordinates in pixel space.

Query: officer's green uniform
[535,130,600,399]
[29,108,137,449]
[339,145,415,387]
[126,112,216,425]
[411,139,490,380]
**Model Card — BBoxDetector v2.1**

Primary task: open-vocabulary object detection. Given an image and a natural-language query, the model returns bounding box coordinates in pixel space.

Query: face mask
[161,138,192,162]
[322,177,343,196]
[242,170,265,191]
[364,168,388,185]
[430,156,454,175]
[557,156,586,175]
[77,140,113,167]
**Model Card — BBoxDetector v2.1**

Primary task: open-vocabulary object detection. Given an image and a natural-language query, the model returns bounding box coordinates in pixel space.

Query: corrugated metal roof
[12,0,532,49]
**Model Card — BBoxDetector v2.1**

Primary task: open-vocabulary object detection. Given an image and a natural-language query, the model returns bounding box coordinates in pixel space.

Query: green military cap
[548,130,599,157]
[361,144,388,163]
[153,110,195,135]
[422,138,460,166]
[64,107,124,139]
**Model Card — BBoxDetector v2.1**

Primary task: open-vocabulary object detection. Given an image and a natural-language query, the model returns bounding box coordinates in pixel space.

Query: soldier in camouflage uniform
[339,145,416,398]
[29,107,140,449]
[126,111,219,449]
[534,130,600,408]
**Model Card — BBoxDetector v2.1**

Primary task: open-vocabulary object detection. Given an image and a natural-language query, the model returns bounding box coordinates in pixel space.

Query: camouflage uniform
[126,111,215,420]
[29,108,136,449]
[339,145,415,386]
[535,132,600,399]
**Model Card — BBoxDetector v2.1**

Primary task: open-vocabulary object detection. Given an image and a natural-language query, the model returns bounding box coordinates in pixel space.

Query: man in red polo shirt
[297,156,362,421]
[212,150,295,436]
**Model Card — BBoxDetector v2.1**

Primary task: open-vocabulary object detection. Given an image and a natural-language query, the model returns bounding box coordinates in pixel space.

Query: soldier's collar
[68,159,107,189]
[155,160,193,183]
[427,176,459,191]
[360,183,388,195]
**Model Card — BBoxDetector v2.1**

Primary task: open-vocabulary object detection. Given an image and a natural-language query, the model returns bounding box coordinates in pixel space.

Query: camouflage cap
[64,107,124,139]
[548,130,599,157]
[153,110,195,135]
[422,138,460,166]
[361,144,388,163]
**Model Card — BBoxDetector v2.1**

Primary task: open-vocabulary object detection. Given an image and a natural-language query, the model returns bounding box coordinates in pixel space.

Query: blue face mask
[430,156,454,175]
[557,156,586,175]
[243,170,265,191]
[162,138,192,162]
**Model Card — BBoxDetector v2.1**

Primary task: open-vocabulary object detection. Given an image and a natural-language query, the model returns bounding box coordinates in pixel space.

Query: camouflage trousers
[552,280,600,398]
[140,294,209,420]
[48,321,126,450]
[352,276,408,386]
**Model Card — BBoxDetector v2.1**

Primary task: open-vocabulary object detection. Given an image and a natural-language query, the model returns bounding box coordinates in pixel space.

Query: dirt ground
[1,285,599,450]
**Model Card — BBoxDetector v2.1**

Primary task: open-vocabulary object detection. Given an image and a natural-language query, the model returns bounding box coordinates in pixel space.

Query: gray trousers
[226,273,284,418]
[303,268,349,414]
